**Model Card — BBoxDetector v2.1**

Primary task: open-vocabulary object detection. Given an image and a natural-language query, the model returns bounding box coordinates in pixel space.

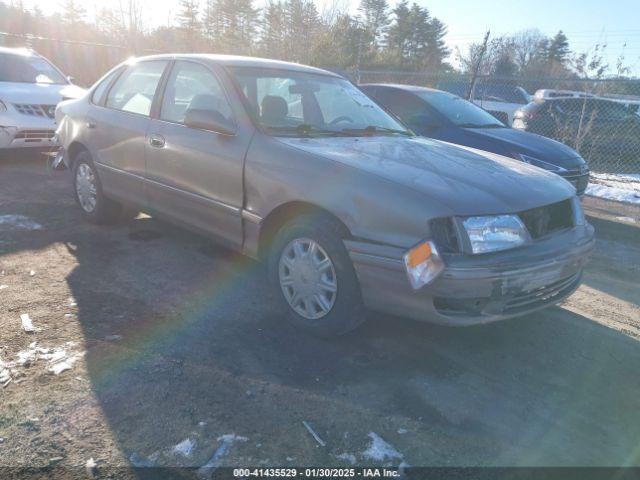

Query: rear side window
[106,61,167,116]
[161,61,232,124]
[91,67,123,105]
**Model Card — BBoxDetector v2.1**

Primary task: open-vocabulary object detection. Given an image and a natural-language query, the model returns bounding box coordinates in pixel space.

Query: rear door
[144,60,251,249]
[88,60,169,207]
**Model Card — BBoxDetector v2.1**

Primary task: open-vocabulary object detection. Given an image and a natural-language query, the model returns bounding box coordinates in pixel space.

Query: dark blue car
[361,84,590,195]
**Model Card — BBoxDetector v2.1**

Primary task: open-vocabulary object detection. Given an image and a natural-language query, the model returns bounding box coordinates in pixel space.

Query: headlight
[462,215,530,254]
[403,240,444,290]
[0,100,7,112]
[517,154,567,173]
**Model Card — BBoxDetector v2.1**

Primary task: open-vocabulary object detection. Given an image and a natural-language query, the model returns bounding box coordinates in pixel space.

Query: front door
[145,60,250,249]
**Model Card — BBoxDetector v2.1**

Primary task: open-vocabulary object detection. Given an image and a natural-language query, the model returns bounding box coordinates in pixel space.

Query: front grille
[13,103,56,119]
[518,199,574,239]
[14,129,56,141]
[430,217,460,253]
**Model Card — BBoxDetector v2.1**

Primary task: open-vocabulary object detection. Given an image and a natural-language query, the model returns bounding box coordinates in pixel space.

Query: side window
[161,61,233,124]
[91,67,123,105]
[106,61,167,116]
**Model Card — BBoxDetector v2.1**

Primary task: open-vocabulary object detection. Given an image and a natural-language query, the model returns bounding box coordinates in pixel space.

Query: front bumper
[0,114,58,150]
[345,224,595,326]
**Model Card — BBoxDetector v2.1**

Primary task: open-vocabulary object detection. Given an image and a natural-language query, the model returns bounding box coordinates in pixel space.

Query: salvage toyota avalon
[55,55,595,337]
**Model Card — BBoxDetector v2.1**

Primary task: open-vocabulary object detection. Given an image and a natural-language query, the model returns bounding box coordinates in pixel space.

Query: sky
[20,0,640,74]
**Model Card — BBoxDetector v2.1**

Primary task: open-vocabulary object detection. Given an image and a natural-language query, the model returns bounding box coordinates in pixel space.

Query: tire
[72,151,122,224]
[267,214,366,337]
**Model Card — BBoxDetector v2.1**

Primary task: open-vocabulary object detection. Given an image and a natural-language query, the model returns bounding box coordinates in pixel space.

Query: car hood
[464,126,584,168]
[278,136,575,217]
[0,82,86,105]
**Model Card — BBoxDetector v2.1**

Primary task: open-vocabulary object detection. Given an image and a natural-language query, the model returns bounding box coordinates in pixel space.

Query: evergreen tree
[60,0,86,28]
[546,30,570,64]
[261,1,287,58]
[176,0,201,49]
[358,0,389,49]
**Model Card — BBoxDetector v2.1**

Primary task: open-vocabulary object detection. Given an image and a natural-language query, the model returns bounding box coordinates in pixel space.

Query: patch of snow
[334,452,357,464]
[0,285,8,290]
[0,215,43,231]
[20,313,40,333]
[217,433,248,443]
[173,438,196,457]
[48,351,84,375]
[29,270,36,277]
[397,428,408,434]
[615,216,637,223]
[0,342,83,381]
[586,172,640,204]
[198,434,248,477]
[362,432,403,462]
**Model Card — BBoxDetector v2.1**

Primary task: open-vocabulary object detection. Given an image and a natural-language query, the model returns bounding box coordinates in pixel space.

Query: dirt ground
[1,156,639,478]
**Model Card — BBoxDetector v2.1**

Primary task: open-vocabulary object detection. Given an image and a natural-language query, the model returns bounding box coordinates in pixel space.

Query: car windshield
[420,91,506,128]
[0,52,68,84]
[228,67,412,137]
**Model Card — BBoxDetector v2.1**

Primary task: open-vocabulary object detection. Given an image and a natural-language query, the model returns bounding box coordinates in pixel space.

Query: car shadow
[66,215,640,469]
[2,162,640,473]
[583,214,640,305]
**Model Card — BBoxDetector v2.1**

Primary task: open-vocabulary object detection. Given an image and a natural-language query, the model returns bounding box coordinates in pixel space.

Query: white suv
[0,47,85,153]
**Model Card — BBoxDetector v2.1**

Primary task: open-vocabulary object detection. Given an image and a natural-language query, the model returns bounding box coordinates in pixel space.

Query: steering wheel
[329,116,354,126]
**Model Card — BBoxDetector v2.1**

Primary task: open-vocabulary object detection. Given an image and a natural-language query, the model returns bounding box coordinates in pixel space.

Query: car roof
[132,54,342,78]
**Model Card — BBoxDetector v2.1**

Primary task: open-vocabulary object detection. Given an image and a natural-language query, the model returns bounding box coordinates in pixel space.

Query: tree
[261,1,287,58]
[511,29,547,72]
[546,30,570,65]
[176,0,201,49]
[203,0,258,54]
[386,1,448,70]
[283,0,322,63]
[59,0,86,29]
[311,13,365,70]
[358,0,389,49]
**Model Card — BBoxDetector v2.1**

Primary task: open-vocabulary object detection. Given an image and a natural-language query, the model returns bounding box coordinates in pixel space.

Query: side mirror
[184,109,236,136]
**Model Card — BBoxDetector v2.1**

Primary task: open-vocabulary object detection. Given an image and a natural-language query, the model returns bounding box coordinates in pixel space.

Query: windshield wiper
[296,124,349,136]
[265,124,348,137]
[340,125,413,136]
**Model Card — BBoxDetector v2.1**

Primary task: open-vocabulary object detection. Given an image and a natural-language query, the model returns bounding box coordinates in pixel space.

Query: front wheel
[72,152,122,224]
[268,214,366,337]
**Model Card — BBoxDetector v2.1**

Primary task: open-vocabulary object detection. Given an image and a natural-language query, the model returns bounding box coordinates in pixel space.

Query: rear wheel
[72,152,122,224]
[268,214,366,337]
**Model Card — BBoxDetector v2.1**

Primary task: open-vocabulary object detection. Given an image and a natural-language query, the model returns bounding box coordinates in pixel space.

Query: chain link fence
[2,31,639,177]
[358,71,640,175]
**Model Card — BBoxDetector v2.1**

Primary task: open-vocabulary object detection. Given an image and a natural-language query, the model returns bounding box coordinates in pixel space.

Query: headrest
[261,95,288,122]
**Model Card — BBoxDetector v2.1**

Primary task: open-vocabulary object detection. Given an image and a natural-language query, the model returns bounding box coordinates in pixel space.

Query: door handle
[149,134,165,148]
[86,120,96,129]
